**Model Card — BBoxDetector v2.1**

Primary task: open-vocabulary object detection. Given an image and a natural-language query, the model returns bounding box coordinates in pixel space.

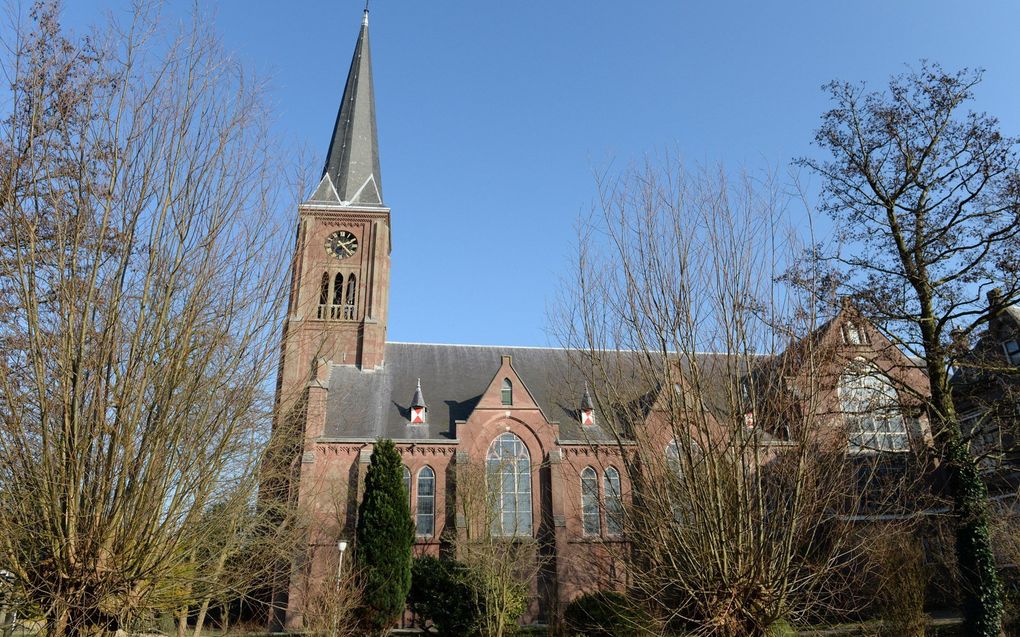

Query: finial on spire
[362,8,369,25]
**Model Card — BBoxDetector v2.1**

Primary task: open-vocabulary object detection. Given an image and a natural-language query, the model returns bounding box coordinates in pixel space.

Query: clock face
[325,230,358,260]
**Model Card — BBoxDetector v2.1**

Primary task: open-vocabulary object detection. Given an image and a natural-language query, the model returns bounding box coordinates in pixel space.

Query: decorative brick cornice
[299,209,390,224]
[561,445,624,458]
[398,444,456,457]
[315,443,367,456]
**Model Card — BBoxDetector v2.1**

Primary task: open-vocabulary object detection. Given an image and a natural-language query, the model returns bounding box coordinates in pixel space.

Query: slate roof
[325,343,650,443]
[310,10,383,207]
[323,342,769,445]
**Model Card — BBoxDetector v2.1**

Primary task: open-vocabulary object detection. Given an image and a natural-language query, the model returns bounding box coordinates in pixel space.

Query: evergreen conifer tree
[356,438,414,632]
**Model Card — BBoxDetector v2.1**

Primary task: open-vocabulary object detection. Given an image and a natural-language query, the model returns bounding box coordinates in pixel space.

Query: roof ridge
[384,341,767,357]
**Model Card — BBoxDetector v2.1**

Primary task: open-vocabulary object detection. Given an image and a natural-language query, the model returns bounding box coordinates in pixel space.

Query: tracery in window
[604,467,623,536]
[665,438,703,482]
[486,432,531,536]
[839,362,908,452]
[501,378,513,406]
[416,466,435,537]
[580,467,600,536]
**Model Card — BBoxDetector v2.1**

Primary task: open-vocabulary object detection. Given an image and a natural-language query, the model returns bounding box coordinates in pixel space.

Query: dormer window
[501,378,513,406]
[843,321,866,345]
[1004,339,1020,365]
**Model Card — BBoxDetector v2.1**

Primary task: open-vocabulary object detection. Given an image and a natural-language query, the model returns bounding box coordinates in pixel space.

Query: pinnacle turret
[410,378,427,424]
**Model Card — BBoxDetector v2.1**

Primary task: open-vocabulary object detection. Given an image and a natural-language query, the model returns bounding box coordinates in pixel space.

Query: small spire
[410,378,427,424]
[580,385,594,426]
[411,378,427,409]
[580,384,594,411]
[362,7,369,26]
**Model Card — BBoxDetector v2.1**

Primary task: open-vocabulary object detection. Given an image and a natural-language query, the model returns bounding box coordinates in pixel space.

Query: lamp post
[336,540,348,588]
[332,541,349,636]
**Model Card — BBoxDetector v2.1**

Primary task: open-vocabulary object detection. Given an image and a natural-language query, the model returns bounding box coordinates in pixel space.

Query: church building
[270,10,932,630]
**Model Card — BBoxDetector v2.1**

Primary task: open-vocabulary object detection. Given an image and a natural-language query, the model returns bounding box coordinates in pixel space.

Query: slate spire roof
[309,9,384,206]
[411,378,427,409]
[580,384,594,411]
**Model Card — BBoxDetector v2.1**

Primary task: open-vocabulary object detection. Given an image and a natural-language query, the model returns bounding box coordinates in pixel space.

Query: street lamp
[336,540,348,588]
[332,541,349,636]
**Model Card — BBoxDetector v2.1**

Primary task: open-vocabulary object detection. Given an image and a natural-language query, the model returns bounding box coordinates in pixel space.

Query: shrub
[868,529,927,637]
[563,590,652,637]
[408,555,483,636]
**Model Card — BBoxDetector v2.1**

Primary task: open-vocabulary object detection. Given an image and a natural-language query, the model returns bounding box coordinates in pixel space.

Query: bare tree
[299,560,362,637]
[554,156,932,635]
[0,2,292,635]
[796,62,1020,636]
[452,459,545,637]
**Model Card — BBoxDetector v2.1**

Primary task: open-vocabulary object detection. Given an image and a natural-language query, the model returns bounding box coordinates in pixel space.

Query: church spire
[310,8,383,206]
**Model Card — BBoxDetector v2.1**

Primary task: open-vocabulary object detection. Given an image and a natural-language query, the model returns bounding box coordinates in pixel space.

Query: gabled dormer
[476,355,544,414]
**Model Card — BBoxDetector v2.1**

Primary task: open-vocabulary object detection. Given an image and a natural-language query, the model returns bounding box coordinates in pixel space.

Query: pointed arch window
[839,362,908,452]
[486,432,532,537]
[501,378,513,406]
[580,467,600,536]
[317,272,330,319]
[402,465,411,509]
[344,274,357,320]
[331,272,344,319]
[604,467,623,536]
[416,466,435,537]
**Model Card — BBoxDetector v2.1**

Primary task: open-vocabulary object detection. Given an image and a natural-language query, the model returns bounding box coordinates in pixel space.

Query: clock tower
[277,8,389,409]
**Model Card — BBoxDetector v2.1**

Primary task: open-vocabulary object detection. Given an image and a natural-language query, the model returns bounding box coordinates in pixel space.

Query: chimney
[988,287,1005,337]
[950,328,970,354]
[987,287,1003,309]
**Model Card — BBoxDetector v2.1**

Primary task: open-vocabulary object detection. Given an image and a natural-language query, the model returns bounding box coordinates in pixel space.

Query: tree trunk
[928,365,1002,636]
[45,605,68,637]
[176,607,187,637]
[192,601,209,637]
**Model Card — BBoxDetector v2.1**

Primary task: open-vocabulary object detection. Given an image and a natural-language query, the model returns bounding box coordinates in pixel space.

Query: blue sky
[60,1,1020,347]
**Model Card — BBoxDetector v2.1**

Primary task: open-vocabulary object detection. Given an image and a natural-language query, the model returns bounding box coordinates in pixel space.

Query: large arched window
[604,467,623,536]
[486,432,532,536]
[344,274,357,319]
[665,438,702,472]
[501,378,513,406]
[839,363,908,452]
[416,466,435,537]
[580,467,600,536]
